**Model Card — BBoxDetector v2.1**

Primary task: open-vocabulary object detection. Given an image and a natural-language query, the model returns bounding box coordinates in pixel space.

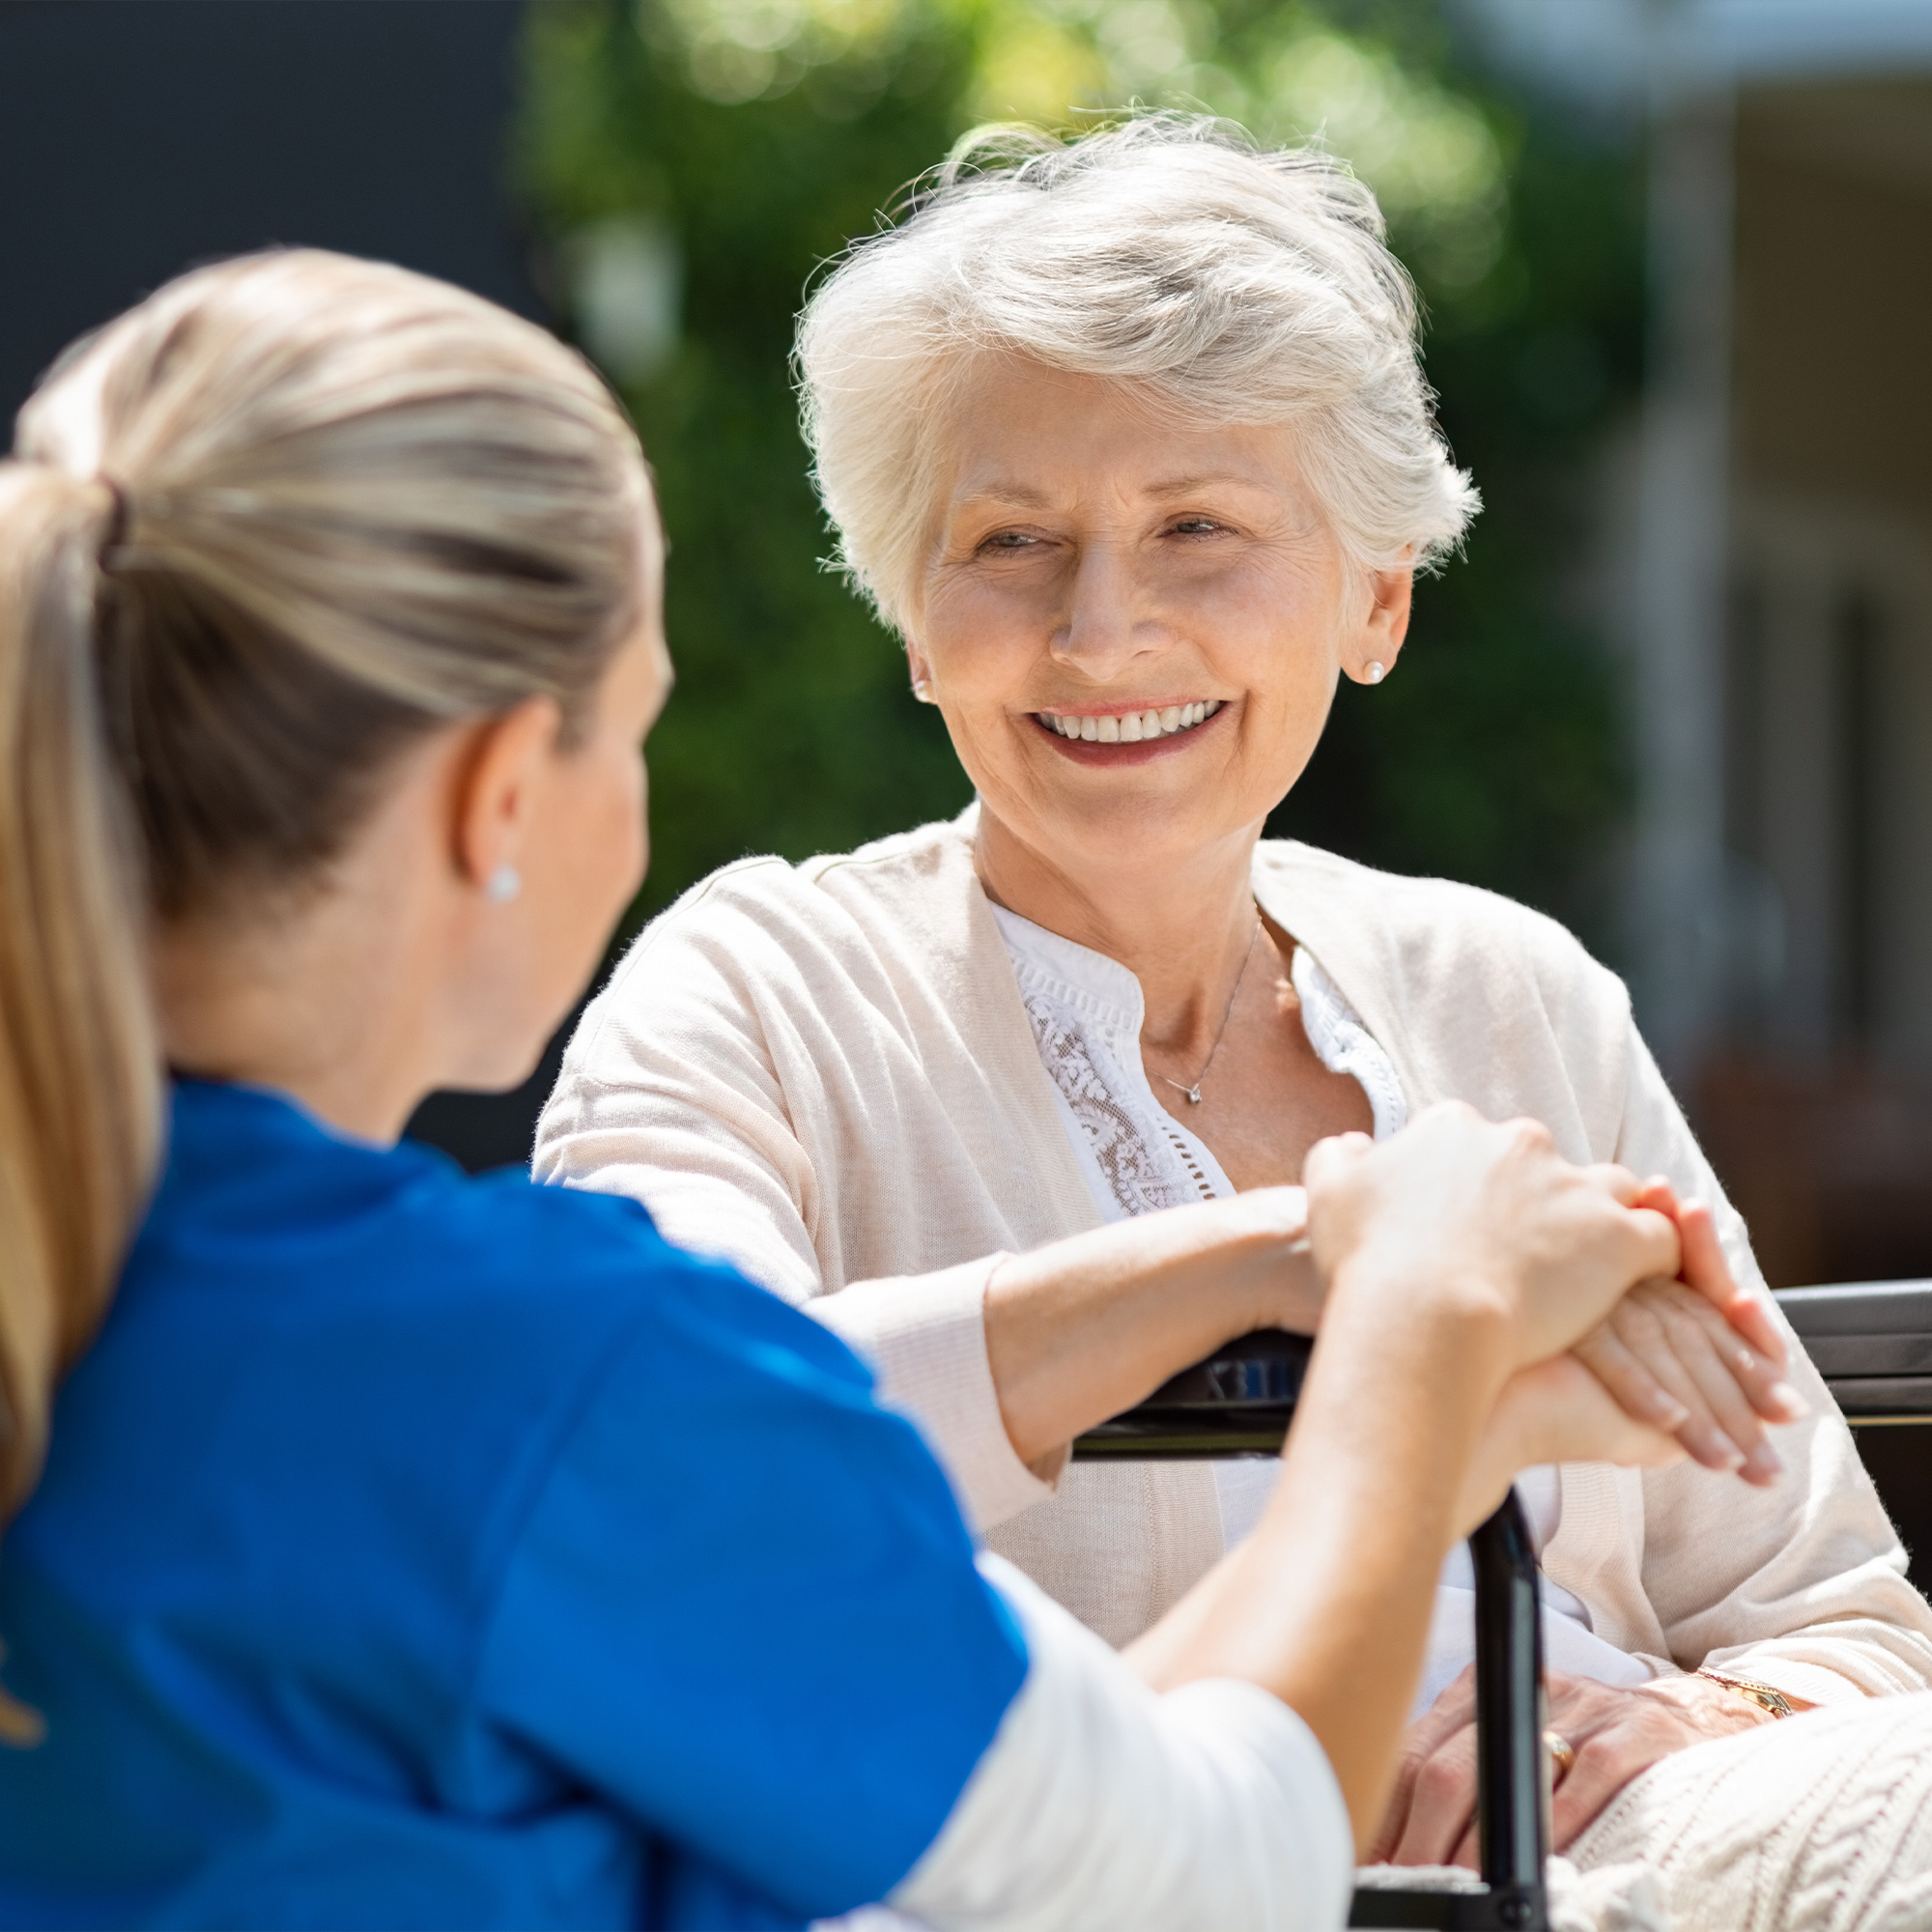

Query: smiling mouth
[1034,700,1224,745]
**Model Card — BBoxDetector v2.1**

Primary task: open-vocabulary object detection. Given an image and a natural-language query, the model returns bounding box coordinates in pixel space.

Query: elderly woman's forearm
[983,1189,1320,1467]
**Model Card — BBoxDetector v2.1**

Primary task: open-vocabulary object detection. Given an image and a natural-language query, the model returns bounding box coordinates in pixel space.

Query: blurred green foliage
[518,0,1643,952]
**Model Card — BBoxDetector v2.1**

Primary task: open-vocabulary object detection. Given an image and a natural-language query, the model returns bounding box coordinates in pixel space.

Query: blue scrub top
[0,1080,1027,1929]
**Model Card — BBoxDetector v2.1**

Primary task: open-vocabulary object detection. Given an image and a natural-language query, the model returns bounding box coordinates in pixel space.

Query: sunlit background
[525,0,1633,952]
[5,0,1932,1299]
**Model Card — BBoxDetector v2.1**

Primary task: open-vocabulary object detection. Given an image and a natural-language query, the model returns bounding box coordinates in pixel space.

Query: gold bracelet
[1695,1667,1795,1719]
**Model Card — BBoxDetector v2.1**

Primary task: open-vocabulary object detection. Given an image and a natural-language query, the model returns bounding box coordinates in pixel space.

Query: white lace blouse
[991,904,1651,1715]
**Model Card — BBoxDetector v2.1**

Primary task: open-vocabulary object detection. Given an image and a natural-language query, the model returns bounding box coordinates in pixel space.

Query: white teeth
[1040,700,1222,742]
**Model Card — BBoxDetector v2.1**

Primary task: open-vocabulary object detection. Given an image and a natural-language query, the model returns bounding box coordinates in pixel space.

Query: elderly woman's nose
[1052,545,1159,673]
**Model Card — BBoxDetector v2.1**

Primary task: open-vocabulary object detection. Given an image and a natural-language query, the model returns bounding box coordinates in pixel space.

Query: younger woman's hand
[1570,1193,1805,1485]
[1454,1354,1684,1536]
[1304,1106,1682,1372]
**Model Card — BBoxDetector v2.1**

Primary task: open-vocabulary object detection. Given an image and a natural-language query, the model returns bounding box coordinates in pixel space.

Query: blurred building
[1463,0,1932,1287]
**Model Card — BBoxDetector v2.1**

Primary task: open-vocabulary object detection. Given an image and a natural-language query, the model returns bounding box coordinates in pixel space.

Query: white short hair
[796,113,1481,632]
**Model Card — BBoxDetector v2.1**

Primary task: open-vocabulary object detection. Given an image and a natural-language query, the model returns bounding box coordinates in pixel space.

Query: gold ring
[1545,1730,1577,1781]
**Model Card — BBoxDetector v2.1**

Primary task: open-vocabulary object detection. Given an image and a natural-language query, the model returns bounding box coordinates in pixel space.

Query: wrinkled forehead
[928,355,1314,518]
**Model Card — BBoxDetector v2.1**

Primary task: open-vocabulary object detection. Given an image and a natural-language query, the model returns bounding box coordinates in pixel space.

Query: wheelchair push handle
[1468,1490,1548,1921]
[1075,1329,1550,1931]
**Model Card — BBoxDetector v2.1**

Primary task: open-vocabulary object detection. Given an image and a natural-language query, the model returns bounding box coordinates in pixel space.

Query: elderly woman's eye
[980,530,1037,553]
[1169,517,1225,537]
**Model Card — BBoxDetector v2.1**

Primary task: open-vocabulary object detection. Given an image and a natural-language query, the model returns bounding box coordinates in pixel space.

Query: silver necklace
[1151,918,1264,1106]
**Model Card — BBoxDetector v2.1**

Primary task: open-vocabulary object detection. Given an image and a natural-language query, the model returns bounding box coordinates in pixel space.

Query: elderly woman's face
[911,358,1410,881]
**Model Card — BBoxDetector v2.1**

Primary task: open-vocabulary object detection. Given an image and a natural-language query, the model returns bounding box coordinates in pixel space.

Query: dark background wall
[0,2,539,410]
[0,0,554,1170]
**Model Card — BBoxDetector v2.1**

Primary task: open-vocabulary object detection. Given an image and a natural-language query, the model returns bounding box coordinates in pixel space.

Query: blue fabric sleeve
[473,1244,1029,1926]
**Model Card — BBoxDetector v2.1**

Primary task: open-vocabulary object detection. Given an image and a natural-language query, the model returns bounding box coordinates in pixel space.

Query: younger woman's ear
[448,695,563,892]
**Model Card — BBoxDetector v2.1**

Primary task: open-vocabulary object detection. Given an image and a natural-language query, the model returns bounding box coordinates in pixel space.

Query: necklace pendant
[1184,1085,1203,1104]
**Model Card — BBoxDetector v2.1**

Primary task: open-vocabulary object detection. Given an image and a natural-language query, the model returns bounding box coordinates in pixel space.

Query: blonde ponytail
[0,469,160,1674]
[0,250,650,1604]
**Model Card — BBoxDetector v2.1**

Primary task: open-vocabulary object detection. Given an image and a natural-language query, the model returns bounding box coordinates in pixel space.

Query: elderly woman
[534,117,1932,1876]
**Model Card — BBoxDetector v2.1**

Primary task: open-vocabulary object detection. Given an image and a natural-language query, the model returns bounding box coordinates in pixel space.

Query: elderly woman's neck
[975,811,1268,1035]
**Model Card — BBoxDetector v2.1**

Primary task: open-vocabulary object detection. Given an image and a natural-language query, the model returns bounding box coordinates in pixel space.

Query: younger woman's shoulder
[415,1159,838,1357]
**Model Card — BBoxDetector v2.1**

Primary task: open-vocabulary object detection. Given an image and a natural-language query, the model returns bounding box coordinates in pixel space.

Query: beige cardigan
[534,810,1932,1704]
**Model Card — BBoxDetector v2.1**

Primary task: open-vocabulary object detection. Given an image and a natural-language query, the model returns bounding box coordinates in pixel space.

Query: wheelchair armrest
[1070,1327,1311,1460]
[1774,1281,1932,1418]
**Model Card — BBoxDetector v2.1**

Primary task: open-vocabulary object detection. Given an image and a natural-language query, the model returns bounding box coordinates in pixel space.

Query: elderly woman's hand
[1571,1191,1806,1487]
[1372,1663,1797,1867]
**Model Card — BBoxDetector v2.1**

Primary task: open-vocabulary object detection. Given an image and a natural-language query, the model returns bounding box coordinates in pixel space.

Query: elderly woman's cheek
[918,586,1039,696]
[1237,675,1337,799]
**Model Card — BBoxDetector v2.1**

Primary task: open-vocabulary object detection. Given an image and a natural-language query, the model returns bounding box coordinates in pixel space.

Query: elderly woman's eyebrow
[1142,472,1281,499]
[954,473,1278,513]
[952,481,1055,511]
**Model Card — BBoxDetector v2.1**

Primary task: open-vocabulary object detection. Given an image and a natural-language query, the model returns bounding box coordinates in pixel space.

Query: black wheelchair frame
[1069,1280,1932,1932]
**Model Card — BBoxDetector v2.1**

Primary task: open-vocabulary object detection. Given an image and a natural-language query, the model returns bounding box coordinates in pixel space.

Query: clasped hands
[1302,1105,1808,1863]
[1300,1109,1803,1511]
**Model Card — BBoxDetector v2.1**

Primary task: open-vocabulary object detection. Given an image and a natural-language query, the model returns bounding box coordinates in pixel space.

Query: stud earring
[485,863,523,904]
[911,677,935,703]
[1363,661,1387,685]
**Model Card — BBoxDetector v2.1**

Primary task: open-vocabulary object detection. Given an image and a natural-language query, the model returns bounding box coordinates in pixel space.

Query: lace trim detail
[1292,948,1407,1140]
[1019,992,1211,1216]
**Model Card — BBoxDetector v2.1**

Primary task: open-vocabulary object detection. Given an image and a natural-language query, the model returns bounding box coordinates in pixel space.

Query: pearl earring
[1363,661,1387,685]
[911,678,935,703]
[485,863,523,903]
